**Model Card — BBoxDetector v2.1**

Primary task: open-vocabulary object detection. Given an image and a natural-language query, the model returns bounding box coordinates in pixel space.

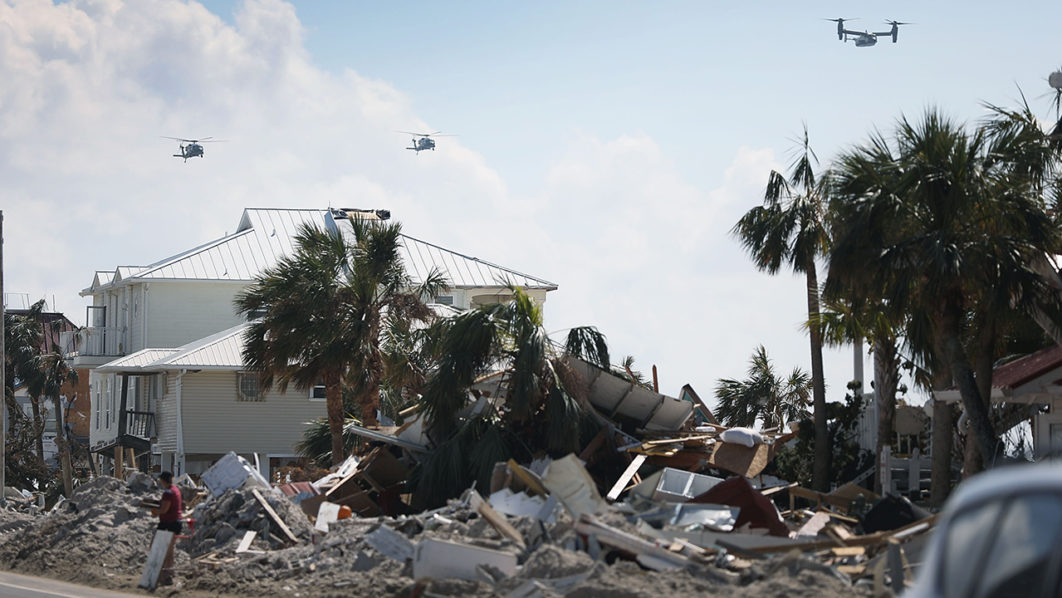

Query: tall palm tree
[829,107,1062,468]
[732,125,832,490]
[236,218,446,467]
[28,350,78,496]
[413,287,610,507]
[4,302,47,460]
[714,345,811,430]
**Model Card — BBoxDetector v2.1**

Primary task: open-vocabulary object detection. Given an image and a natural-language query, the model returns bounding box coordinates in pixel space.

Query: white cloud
[0,0,865,410]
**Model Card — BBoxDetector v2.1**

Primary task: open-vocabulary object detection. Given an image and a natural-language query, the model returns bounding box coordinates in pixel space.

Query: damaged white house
[69,207,557,478]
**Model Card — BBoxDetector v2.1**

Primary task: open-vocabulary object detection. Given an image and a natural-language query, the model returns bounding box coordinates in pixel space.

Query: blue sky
[2,0,1060,412]
[204,1,1061,190]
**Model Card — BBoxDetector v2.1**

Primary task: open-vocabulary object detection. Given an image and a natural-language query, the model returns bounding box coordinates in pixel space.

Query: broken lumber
[575,514,689,570]
[506,459,549,497]
[250,488,299,545]
[467,489,526,549]
[137,529,174,591]
[235,530,257,553]
[606,454,646,501]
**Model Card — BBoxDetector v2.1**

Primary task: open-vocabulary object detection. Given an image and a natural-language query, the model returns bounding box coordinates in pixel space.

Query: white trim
[175,369,187,476]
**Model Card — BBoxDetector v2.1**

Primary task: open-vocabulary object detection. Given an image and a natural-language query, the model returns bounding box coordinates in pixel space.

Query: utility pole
[1,210,6,506]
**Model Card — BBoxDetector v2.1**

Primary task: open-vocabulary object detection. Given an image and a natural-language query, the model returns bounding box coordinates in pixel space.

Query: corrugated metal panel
[566,356,693,431]
[97,349,179,372]
[156,324,247,369]
[101,207,556,290]
[399,234,556,289]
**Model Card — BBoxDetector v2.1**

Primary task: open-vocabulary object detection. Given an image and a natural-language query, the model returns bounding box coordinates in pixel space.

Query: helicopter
[826,18,909,47]
[398,131,455,154]
[163,136,224,162]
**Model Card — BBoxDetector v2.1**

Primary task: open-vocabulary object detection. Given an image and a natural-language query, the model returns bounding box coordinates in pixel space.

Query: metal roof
[97,349,180,372]
[155,324,248,370]
[89,208,556,290]
[97,325,250,371]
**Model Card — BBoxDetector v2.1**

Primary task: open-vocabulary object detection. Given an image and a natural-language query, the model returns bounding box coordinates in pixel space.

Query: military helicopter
[398,131,455,154]
[826,18,909,47]
[163,136,224,162]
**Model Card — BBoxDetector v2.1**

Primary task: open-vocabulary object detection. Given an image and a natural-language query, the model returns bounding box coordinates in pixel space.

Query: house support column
[114,446,124,480]
[175,369,187,476]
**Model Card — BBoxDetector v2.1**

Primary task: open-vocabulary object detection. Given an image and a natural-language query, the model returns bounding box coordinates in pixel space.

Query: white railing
[78,326,124,357]
[59,330,78,358]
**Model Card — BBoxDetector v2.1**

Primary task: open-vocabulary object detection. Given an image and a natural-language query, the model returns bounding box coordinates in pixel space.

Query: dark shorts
[157,520,182,534]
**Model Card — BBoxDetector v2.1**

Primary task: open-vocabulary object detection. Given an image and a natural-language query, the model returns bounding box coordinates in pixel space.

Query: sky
[2,0,1060,412]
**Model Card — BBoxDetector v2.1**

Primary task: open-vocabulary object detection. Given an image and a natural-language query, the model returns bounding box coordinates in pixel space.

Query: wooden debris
[137,530,174,590]
[250,488,299,545]
[506,459,549,497]
[574,514,689,570]
[606,454,646,501]
[467,490,526,549]
[235,530,257,553]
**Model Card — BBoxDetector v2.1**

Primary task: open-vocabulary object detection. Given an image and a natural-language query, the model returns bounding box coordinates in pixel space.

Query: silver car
[906,462,1062,598]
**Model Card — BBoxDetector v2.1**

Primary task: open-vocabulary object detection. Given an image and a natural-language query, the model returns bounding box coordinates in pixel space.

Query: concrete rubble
[0,372,936,596]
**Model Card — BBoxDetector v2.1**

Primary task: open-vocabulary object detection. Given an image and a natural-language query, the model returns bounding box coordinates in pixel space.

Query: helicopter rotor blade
[396,130,433,137]
[161,136,194,142]
[885,20,912,25]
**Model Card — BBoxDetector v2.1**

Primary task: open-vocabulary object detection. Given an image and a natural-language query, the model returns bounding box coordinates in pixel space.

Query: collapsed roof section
[565,356,694,432]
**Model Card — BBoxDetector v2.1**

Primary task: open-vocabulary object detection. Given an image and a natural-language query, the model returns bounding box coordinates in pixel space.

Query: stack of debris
[0,360,940,596]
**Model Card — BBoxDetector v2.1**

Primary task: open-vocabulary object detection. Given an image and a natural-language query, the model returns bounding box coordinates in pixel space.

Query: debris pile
[0,476,161,586]
[0,361,938,596]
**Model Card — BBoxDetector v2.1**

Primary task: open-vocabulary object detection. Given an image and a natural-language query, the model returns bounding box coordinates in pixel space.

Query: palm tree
[828,107,1062,469]
[412,287,610,507]
[732,125,832,490]
[28,350,78,496]
[236,218,446,467]
[5,301,47,460]
[714,345,811,430]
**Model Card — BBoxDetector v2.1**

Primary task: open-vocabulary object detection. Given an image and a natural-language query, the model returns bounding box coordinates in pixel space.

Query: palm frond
[564,326,611,370]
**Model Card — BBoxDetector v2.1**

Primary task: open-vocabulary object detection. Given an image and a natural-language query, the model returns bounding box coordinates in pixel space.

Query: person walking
[150,471,182,585]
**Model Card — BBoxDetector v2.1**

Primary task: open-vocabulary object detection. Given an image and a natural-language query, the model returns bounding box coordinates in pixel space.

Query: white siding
[156,373,179,452]
[180,371,327,455]
[88,371,119,449]
[143,281,247,349]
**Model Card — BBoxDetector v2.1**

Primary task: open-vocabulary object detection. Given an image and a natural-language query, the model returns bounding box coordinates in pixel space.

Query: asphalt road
[0,571,143,598]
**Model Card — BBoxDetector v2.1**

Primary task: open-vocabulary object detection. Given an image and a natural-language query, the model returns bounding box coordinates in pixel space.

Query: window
[941,499,1003,598]
[977,493,1062,598]
[434,295,454,306]
[237,373,265,402]
[310,381,326,401]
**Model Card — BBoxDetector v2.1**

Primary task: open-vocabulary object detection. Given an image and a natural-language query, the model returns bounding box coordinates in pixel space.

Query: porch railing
[123,410,155,439]
[78,326,124,357]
